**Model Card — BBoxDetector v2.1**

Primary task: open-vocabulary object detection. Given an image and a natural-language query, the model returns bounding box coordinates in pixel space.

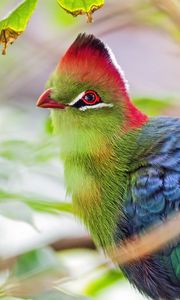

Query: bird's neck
[60,126,142,248]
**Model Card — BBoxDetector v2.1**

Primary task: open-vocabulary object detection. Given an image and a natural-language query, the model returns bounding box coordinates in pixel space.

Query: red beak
[36,88,66,109]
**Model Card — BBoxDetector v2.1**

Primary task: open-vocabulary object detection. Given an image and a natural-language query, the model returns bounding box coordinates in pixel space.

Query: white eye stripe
[79,103,114,111]
[69,91,85,106]
[69,91,114,111]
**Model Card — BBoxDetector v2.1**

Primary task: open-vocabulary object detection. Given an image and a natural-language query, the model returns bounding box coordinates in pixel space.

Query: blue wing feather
[115,117,180,299]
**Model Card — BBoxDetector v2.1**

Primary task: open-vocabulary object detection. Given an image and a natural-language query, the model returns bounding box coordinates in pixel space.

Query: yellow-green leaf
[57,0,104,23]
[0,0,38,55]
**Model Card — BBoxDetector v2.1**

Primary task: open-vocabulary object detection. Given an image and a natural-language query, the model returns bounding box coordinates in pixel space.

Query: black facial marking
[73,99,86,109]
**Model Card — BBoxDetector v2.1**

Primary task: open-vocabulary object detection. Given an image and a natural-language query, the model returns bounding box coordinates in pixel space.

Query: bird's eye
[84,93,95,102]
[82,90,100,105]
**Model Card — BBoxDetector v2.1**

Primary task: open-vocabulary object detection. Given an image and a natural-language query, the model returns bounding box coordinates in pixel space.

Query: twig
[51,236,96,251]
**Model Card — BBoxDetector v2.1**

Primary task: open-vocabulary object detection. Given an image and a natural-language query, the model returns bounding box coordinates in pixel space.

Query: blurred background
[0,0,180,299]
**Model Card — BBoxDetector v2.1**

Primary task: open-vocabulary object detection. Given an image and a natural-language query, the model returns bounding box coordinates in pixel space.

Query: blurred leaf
[0,190,73,215]
[0,297,24,300]
[34,290,91,300]
[0,249,90,299]
[3,249,67,298]
[84,269,124,297]
[12,248,64,279]
[57,0,104,23]
[139,5,180,41]
[0,200,34,226]
[0,140,33,161]
[0,0,38,55]
[133,97,171,116]
[0,138,59,163]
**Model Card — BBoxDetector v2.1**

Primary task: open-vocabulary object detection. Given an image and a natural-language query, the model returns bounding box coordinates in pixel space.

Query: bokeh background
[0,0,180,299]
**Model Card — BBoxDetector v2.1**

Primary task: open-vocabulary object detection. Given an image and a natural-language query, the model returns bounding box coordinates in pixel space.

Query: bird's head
[37,34,148,154]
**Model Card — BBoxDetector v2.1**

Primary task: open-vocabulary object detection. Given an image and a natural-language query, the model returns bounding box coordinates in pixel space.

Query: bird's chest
[63,158,103,226]
[63,155,127,247]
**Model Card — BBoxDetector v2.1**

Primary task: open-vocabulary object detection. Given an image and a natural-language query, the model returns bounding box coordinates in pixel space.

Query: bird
[36,33,180,300]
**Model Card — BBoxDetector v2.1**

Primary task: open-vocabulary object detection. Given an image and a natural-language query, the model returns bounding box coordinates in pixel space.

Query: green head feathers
[37,33,148,247]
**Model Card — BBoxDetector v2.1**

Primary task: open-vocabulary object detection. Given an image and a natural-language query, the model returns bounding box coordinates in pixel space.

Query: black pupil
[84,93,95,102]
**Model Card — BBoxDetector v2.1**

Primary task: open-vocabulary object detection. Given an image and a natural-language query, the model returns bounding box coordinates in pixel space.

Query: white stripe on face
[79,102,114,111]
[69,91,114,111]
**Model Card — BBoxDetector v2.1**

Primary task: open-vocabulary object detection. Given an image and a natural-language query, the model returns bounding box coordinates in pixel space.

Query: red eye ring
[82,90,100,105]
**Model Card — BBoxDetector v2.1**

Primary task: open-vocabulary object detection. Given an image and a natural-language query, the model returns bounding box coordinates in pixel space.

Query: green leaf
[12,248,65,279]
[4,248,67,298]
[57,0,104,23]
[0,0,38,55]
[0,190,73,215]
[133,97,171,116]
[0,140,33,161]
[3,249,90,299]
[0,138,59,163]
[84,269,124,297]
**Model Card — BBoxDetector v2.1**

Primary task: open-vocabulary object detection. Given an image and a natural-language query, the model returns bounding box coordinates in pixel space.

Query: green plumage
[37,34,180,299]
[50,94,142,247]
